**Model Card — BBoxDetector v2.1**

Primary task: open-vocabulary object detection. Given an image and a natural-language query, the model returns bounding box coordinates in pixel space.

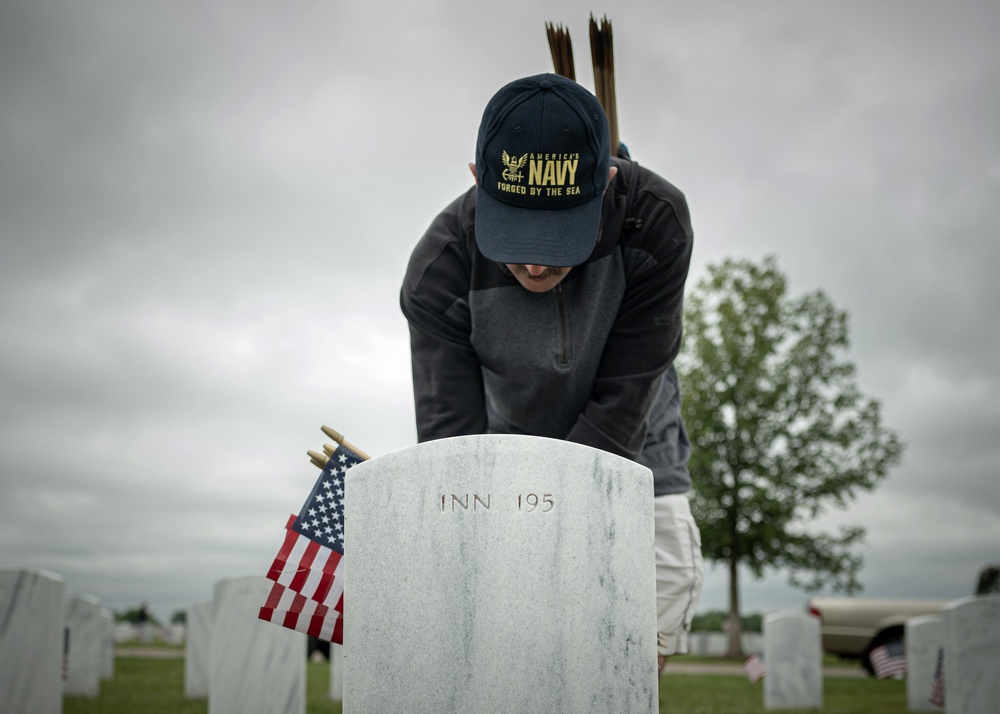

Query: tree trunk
[726,556,745,658]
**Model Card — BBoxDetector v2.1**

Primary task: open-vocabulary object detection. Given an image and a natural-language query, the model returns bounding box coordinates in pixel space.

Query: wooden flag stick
[545,22,575,81]
[320,425,372,461]
[589,14,620,157]
[307,450,328,469]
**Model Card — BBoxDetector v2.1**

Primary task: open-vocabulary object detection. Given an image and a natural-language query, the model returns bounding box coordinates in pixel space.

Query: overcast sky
[2,0,998,624]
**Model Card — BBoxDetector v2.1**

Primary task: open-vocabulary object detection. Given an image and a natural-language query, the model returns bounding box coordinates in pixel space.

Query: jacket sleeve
[565,172,694,460]
[400,192,488,441]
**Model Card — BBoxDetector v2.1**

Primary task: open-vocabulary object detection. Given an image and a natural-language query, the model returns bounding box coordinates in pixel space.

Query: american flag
[928,646,945,707]
[257,442,364,643]
[743,653,765,684]
[870,639,907,679]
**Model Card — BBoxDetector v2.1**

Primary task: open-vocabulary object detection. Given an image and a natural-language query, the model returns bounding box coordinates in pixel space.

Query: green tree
[677,255,904,658]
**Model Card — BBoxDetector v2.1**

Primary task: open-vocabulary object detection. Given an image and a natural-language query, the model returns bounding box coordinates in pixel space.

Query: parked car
[806,562,998,675]
[807,596,945,674]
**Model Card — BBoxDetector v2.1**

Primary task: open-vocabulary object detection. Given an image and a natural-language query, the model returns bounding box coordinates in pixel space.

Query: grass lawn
[662,675,907,714]
[64,656,906,714]
[64,658,343,714]
[673,652,856,669]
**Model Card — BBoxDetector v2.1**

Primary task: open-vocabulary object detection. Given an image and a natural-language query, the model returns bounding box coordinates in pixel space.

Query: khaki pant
[654,493,704,656]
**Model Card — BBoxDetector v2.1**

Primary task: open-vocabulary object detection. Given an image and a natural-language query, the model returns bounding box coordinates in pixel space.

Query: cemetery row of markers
[2,435,999,713]
[3,566,996,713]
[0,569,332,713]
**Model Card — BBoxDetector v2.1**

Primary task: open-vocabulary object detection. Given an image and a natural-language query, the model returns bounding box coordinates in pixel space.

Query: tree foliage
[677,255,904,654]
[691,610,763,633]
[116,605,159,626]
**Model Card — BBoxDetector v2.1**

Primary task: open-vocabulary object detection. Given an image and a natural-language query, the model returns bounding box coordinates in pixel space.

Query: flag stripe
[324,557,345,609]
[310,551,340,604]
[288,539,321,591]
[299,547,332,599]
[265,516,301,581]
[263,581,286,610]
[278,534,313,585]
[277,585,299,612]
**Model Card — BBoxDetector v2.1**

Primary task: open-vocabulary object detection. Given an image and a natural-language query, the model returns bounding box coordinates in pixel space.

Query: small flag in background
[870,639,907,679]
[257,442,364,643]
[743,653,765,683]
[928,646,945,707]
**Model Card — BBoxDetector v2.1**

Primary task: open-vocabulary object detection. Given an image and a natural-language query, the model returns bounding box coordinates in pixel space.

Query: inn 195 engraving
[439,493,555,513]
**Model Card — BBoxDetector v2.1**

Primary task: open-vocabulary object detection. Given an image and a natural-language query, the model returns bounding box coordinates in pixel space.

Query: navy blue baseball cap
[475,74,611,267]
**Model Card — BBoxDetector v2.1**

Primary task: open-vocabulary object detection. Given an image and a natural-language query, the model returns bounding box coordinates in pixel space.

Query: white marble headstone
[100,609,114,680]
[942,595,1000,714]
[113,621,137,644]
[208,575,306,714]
[166,623,186,645]
[763,610,823,710]
[687,631,708,656]
[906,614,944,712]
[64,594,103,697]
[0,568,66,714]
[328,642,344,701]
[344,434,658,713]
[705,632,728,656]
[743,632,763,655]
[184,599,212,698]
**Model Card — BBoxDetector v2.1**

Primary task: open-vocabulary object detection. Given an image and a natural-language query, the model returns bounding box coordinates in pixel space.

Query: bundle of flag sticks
[589,14,620,157]
[308,425,371,468]
[545,14,621,158]
[257,426,369,643]
[545,22,575,81]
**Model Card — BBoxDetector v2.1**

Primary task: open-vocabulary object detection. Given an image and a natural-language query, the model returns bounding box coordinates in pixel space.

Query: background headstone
[687,631,708,656]
[705,632,728,656]
[763,610,823,710]
[63,594,103,697]
[185,599,212,698]
[344,434,658,713]
[942,595,1000,714]
[906,614,944,712]
[328,642,344,701]
[0,568,66,714]
[166,622,186,646]
[100,608,114,681]
[208,575,305,714]
[742,632,763,655]
[113,621,136,643]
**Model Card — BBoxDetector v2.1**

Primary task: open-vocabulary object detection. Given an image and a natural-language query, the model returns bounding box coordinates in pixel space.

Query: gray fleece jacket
[400,158,693,496]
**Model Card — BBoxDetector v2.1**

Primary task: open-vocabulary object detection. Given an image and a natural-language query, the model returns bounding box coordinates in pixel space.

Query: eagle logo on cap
[501,151,528,183]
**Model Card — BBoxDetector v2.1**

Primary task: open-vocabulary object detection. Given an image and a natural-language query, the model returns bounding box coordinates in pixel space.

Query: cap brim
[474,186,603,267]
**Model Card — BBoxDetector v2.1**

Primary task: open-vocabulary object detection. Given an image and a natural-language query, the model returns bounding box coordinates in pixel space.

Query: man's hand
[658,654,667,675]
